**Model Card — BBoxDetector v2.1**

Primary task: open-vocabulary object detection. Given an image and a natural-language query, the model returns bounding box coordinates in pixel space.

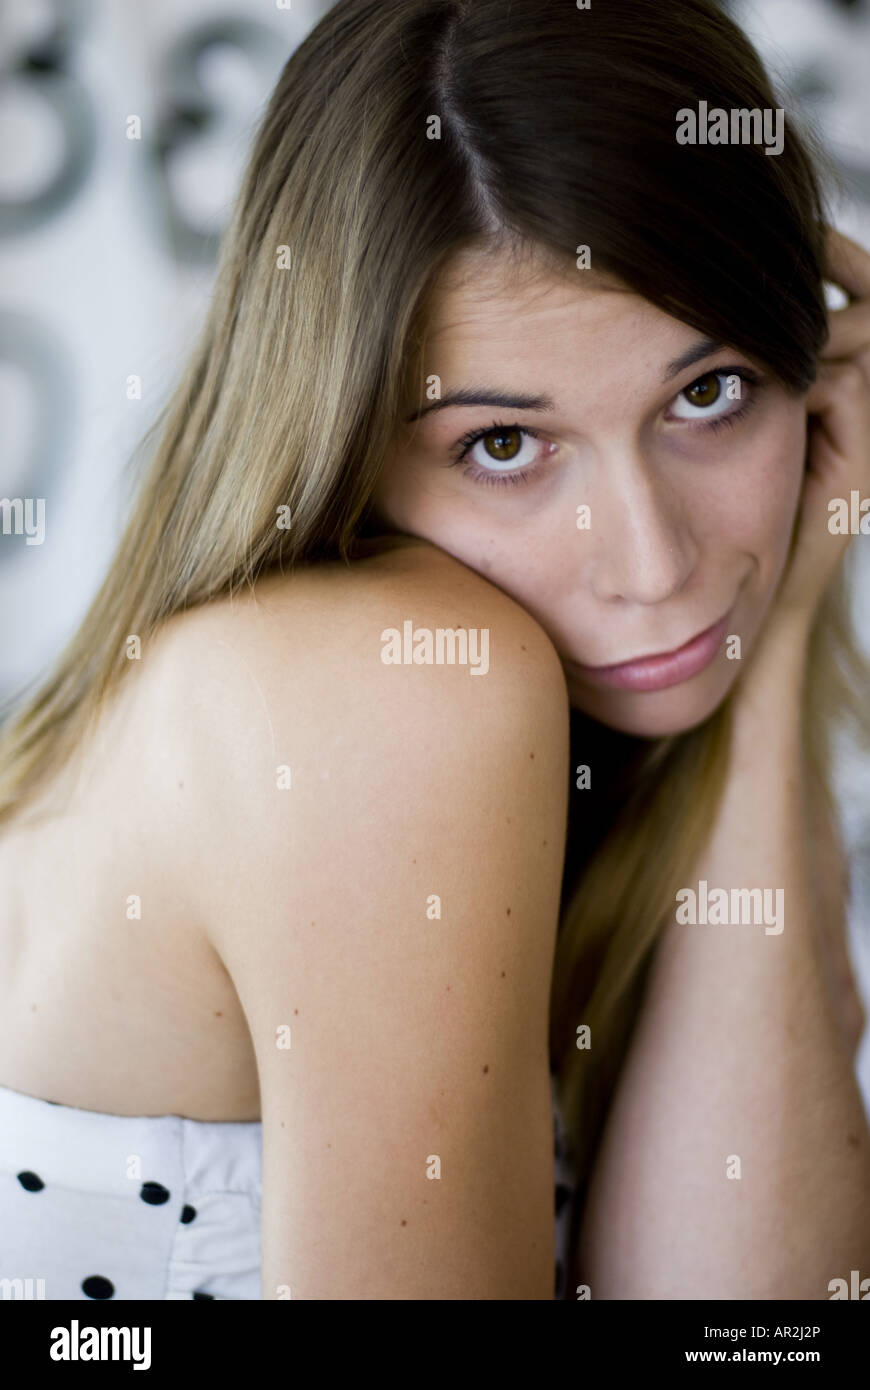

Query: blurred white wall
[0,0,330,694]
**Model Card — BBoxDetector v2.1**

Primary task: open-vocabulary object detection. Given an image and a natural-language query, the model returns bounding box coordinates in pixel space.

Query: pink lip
[569,611,732,692]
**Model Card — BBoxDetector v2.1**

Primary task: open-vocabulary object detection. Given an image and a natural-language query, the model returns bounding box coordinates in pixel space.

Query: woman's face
[371,245,809,736]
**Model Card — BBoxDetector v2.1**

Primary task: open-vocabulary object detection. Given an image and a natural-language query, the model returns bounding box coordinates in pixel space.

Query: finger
[820,300,870,361]
[804,360,838,413]
[823,226,870,301]
[804,361,870,493]
[806,357,869,410]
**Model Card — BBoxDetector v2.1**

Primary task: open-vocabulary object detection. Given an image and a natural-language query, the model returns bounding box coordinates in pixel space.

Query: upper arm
[182,550,572,1298]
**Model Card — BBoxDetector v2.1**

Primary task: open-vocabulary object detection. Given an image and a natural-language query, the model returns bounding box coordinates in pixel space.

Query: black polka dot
[555,1183,572,1216]
[180,1204,197,1224]
[17,1171,44,1191]
[82,1275,115,1300]
[139,1181,170,1205]
[192,1290,214,1300]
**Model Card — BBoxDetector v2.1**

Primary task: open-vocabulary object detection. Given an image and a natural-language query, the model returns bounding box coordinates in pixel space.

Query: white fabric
[0,1082,261,1300]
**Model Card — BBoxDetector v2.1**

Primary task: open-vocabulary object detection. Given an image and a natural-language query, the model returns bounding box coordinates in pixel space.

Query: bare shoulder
[140,536,571,880]
[159,534,568,691]
[148,535,571,837]
[157,533,573,946]
[151,538,571,1297]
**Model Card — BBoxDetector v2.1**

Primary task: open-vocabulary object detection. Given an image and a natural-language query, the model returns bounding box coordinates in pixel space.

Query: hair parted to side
[1,0,868,1246]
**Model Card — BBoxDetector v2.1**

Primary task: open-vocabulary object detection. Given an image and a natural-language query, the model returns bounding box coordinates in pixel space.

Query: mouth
[567,609,733,693]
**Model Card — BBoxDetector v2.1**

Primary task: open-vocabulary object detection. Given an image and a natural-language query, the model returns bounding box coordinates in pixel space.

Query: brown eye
[683,373,721,408]
[483,427,523,461]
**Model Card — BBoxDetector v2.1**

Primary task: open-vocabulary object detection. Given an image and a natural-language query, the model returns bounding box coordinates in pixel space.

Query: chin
[567,666,736,739]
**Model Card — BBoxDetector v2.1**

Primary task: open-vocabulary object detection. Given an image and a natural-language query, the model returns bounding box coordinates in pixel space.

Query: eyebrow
[404,336,726,422]
[663,337,726,381]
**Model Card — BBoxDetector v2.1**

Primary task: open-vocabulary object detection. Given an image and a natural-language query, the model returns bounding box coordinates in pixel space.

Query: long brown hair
[1,0,867,1217]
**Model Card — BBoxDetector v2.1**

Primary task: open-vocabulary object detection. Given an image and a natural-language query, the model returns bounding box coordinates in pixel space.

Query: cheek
[373,460,476,555]
[685,409,806,574]
[374,447,507,564]
[374,464,555,606]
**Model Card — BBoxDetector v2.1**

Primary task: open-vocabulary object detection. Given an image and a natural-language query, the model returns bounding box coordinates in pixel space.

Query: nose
[587,451,698,605]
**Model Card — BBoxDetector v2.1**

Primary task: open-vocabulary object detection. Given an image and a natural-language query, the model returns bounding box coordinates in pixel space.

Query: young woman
[1,0,869,1301]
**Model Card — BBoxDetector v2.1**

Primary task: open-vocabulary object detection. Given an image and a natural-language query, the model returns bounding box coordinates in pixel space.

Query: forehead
[417,243,696,372]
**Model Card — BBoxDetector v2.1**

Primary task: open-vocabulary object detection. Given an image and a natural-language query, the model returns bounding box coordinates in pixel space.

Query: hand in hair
[773,227,870,631]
